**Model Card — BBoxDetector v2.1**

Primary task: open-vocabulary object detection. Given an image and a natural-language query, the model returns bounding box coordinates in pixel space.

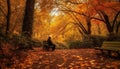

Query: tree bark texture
[22,0,35,38]
[6,0,11,35]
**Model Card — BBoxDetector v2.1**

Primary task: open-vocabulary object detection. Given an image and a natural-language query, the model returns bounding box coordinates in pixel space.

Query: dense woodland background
[0,0,120,48]
[0,0,120,68]
[0,0,120,49]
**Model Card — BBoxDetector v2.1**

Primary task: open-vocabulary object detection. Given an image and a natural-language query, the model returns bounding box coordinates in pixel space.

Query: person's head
[48,36,51,39]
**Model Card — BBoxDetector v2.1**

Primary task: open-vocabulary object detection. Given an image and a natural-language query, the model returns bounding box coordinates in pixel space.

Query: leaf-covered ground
[2,48,120,69]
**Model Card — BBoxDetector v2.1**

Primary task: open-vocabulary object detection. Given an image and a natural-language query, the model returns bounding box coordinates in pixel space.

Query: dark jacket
[47,37,53,46]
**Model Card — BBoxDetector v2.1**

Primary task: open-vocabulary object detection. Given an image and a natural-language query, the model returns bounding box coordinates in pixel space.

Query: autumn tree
[22,0,36,38]
[0,0,25,36]
[55,0,95,37]
[57,0,120,35]
[0,0,7,34]
[5,0,11,35]
[9,0,26,35]
[90,0,120,34]
[0,0,11,35]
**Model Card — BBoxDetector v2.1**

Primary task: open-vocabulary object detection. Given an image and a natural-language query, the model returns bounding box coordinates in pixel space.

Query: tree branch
[91,17,105,22]
[112,11,120,28]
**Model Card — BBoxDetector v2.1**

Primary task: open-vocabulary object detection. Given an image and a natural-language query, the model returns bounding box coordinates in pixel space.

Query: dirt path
[7,48,120,69]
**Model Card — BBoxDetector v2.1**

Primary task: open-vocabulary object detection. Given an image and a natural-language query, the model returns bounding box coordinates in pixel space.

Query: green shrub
[106,33,120,41]
[68,40,93,49]
[0,32,9,43]
[55,42,68,49]
[67,35,105,49]
[10,35,41,50]
[68,40,82,49]
[31,40,42,47]
[10,35,30,49]
[90,35,105,47]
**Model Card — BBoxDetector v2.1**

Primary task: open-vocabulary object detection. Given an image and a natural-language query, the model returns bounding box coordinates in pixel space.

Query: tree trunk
[86,18,91,34]
[116,22,120,33]
[22,0,35,38]
[6,0,11,35]
[105,17,113,33]
[99,10,113,33]
[102,12,113,33]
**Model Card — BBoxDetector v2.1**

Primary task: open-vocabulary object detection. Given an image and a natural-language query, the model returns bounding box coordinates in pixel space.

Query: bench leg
[100,49,104,54]
[52,45,55,51]
[114,51,120,58]
[107,50,111,57]
[100,50,111,57]
[43,45,49,51]
[108,51,120,58]
[118,52,120,58]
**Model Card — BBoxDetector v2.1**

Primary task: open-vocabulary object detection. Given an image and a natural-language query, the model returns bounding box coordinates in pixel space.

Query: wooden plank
[94,41,120,57]
[102,41,120,48]
[95,41,120,52]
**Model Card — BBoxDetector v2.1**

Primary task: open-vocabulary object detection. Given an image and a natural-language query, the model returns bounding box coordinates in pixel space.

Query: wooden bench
[94,41,120,57]
[43,41,55,51]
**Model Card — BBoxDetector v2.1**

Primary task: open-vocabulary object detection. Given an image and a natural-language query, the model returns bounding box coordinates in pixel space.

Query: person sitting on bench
[46,37,56,51]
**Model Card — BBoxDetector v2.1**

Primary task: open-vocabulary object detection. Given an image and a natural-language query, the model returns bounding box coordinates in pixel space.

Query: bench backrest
[43,41,48,45]
[102,41,120,49]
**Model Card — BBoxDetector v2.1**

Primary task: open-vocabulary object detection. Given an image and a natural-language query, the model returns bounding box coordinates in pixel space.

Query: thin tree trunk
[6,0,11,35]
[101,11,113,33]
[105,18,113,33]
[112,11,120,32]
[116,22,120,33]
[22,0,35,38]
[86,17,91,34]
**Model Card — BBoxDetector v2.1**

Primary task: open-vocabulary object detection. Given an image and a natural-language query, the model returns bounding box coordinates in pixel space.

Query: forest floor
[1,48,120,69]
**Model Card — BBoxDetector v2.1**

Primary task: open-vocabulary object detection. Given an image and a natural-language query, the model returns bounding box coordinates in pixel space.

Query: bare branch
[91,17,105,22]
[112,11,120,28]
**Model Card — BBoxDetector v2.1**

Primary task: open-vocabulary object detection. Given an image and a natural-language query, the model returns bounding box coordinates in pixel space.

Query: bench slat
[95,41,120,52]
[102,41,120,48]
